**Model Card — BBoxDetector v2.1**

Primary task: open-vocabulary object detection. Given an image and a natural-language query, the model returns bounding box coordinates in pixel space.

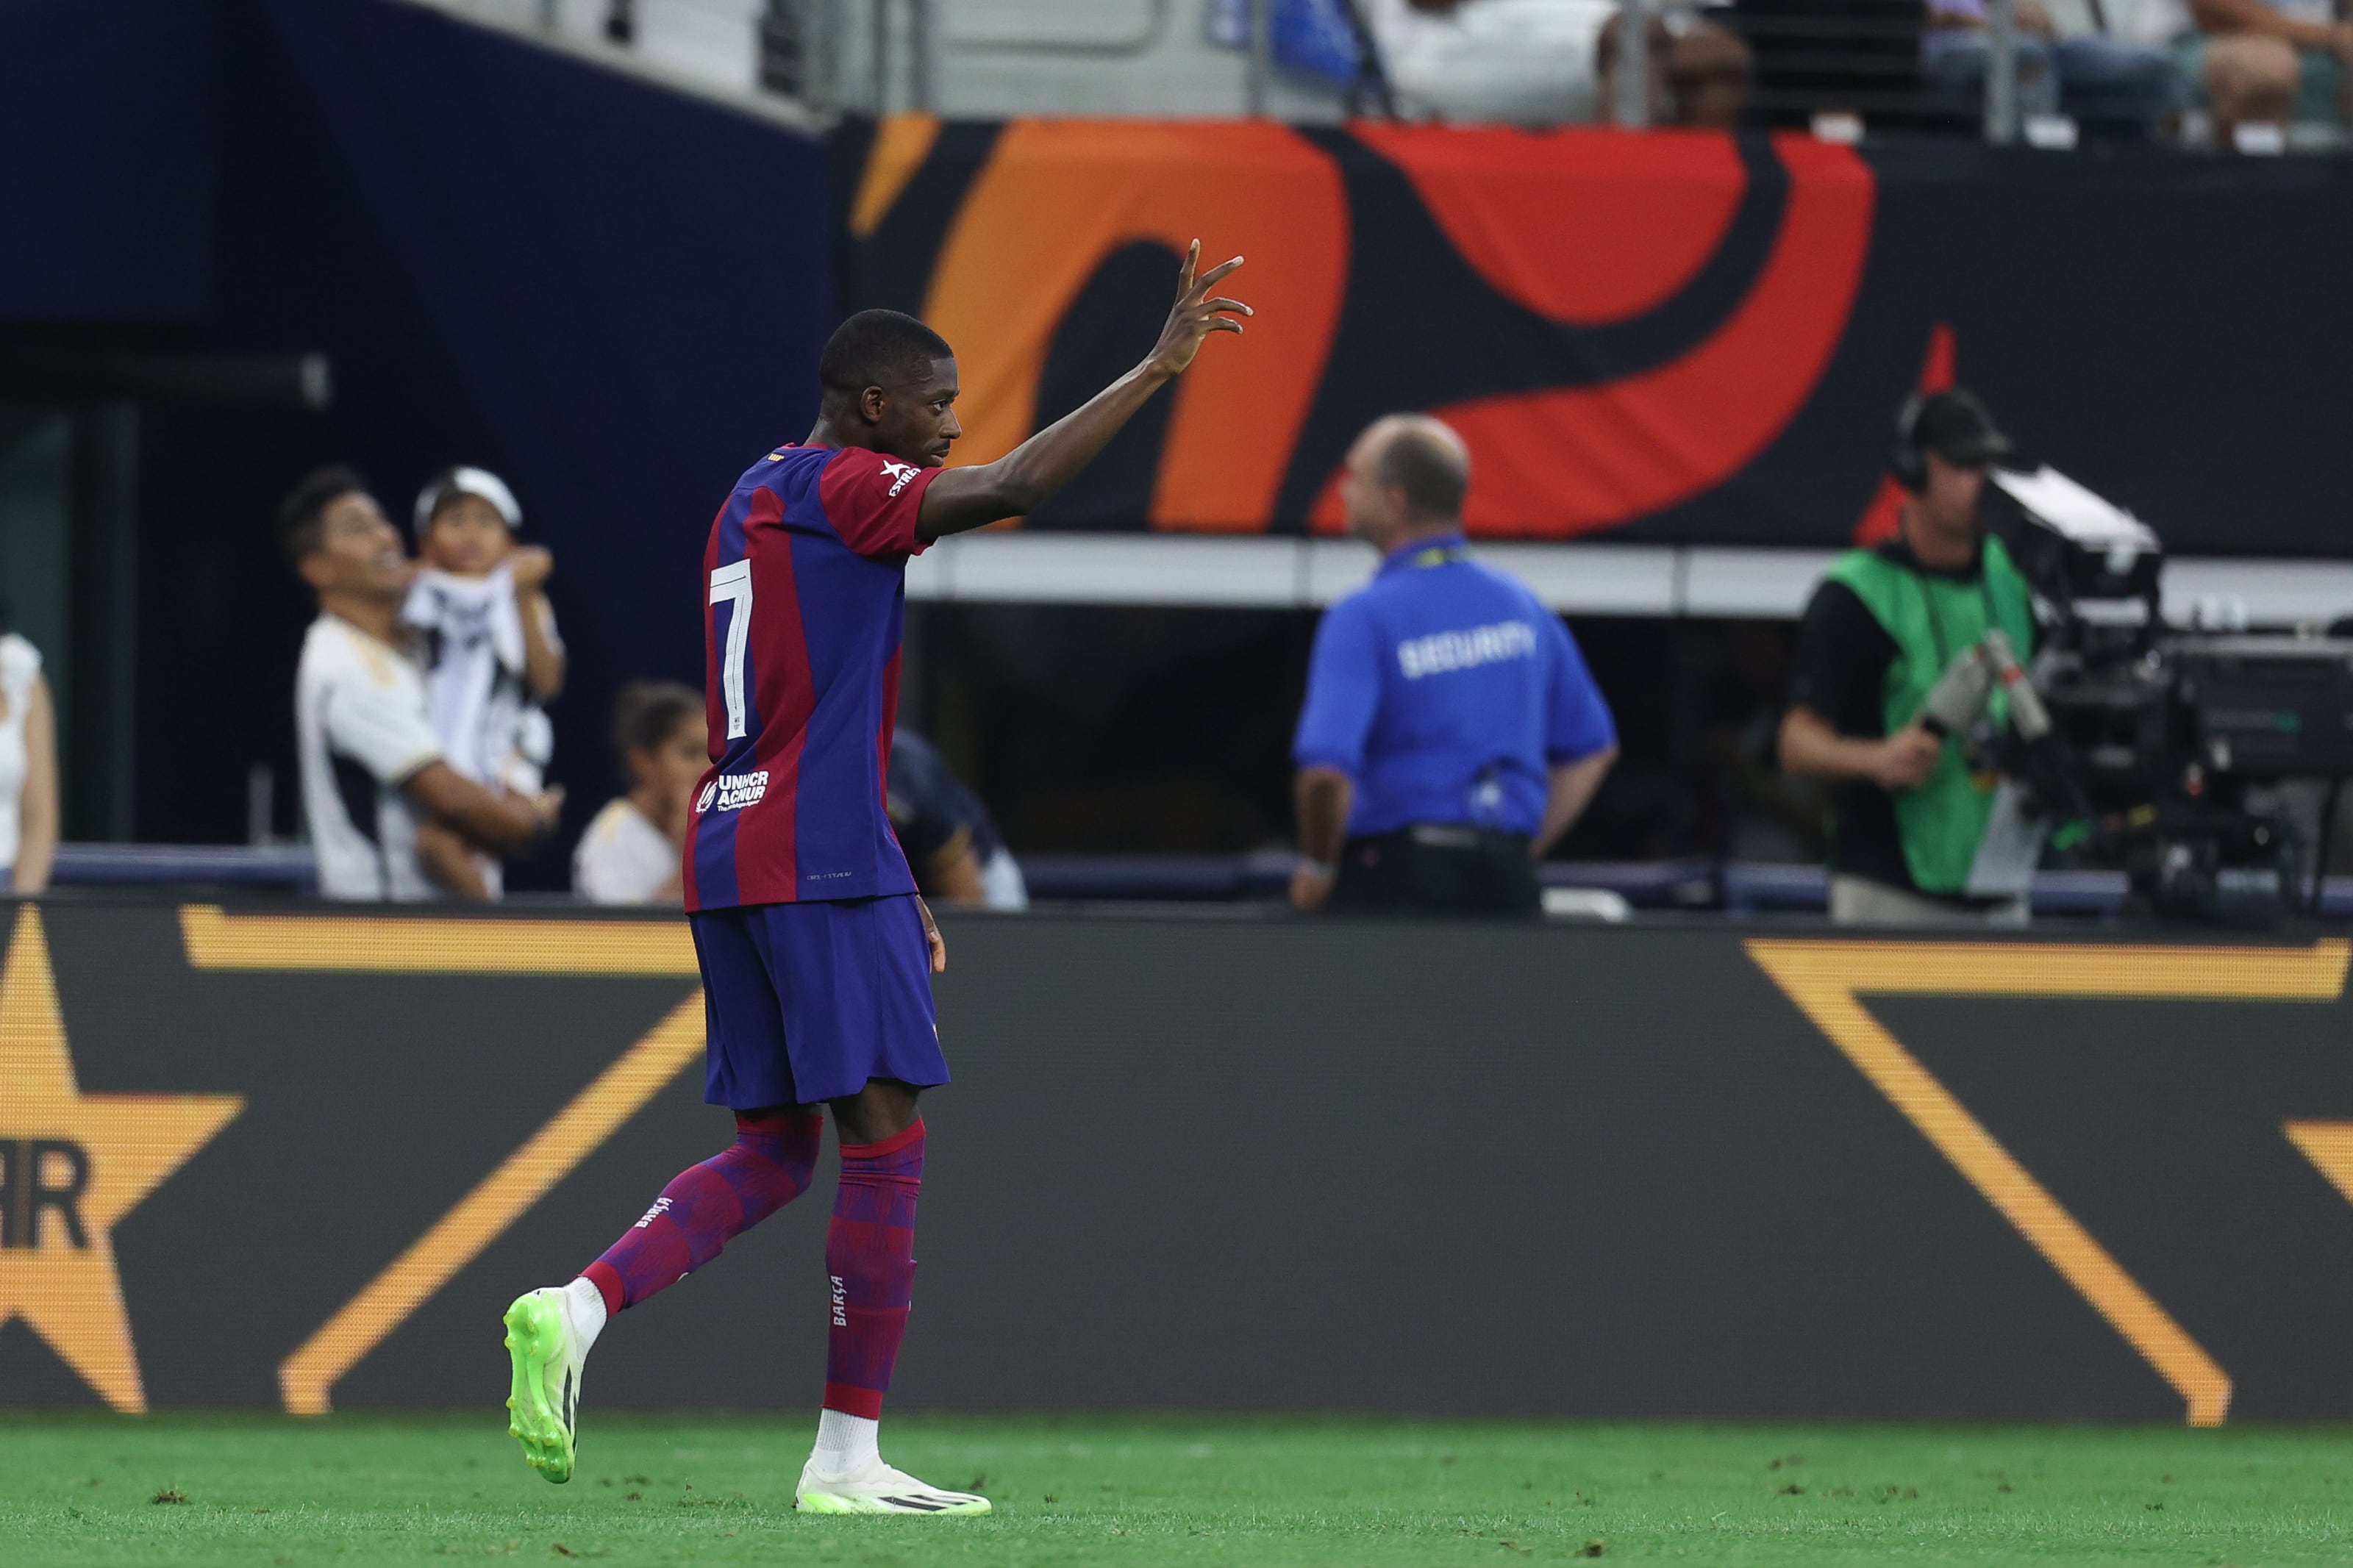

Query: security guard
[1290,415,1618,915]
[1780,388,2038,925]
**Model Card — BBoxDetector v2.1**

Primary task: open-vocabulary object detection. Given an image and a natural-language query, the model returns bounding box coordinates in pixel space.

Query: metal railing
[443,0,2346,150]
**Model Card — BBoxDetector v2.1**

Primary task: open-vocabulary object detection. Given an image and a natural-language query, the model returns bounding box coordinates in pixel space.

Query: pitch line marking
[1745,938,2348,1427]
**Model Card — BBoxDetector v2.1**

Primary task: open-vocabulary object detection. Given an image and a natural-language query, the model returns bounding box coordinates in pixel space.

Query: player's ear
[858,384,888,426]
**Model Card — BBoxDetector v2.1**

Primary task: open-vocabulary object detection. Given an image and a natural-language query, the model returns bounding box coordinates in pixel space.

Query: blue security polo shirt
[1292,533,1615,840]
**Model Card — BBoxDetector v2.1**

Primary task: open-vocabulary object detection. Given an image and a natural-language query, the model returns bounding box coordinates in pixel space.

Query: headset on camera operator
[1779,390,2046,926]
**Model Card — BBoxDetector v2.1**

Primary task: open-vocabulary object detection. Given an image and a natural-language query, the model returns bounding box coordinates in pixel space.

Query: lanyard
[1399,543,1470,572]
[1915,562,2000,671]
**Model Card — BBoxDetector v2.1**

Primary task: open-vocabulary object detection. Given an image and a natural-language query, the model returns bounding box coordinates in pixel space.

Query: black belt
[1351,824,1531,854]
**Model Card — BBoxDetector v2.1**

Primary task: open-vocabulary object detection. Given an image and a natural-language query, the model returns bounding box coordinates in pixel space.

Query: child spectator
[574,681,707,906]
[402,466,565,898]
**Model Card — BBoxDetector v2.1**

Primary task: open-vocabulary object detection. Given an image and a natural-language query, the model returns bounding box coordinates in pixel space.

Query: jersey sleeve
[1542,613,1616,764]
[321,667,443,786]
[817,448,940,561]
[1788,579,1896,739]
[1292,597,1383,776]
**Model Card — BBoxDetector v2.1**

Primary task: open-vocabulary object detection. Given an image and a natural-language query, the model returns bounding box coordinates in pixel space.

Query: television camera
[1968,466,2353,922]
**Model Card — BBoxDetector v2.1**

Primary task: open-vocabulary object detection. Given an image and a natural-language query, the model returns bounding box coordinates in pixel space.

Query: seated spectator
[1365,0,1612,123]
[403,465,565,900]
[0,617,57,894]
[281,468,560,902]
[574,681,707,906]
[889,730,1028,911]
[2146,0,2353,148]
[1668,16,1759,125]
[1209,0,1384,103]
[1598,8,1756,126]
[1922,0,2184,138]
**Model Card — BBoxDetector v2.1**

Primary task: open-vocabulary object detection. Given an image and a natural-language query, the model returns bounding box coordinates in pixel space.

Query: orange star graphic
[0,907,240,1411]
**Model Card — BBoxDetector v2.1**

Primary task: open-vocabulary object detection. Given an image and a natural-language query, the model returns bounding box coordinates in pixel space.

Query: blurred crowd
[1252,0,2353,147]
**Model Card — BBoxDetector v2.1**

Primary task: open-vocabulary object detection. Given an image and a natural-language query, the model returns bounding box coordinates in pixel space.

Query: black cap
[1912,388,2013,467]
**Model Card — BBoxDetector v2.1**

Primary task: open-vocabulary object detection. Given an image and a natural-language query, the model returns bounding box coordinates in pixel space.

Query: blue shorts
[688,895,949,1110]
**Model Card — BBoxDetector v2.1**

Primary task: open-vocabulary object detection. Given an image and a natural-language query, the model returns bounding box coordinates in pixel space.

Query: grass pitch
[3,1414,2351,1566]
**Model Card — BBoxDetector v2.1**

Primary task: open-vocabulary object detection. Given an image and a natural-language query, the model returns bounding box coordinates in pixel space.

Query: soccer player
[503,243,1251,1514]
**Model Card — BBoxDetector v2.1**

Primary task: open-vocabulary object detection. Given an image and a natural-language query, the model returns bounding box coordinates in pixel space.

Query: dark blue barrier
[53,844,317,893]
[62,844,2353,922]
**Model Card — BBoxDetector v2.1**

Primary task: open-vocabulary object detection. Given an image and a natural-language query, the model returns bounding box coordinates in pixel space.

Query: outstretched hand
[1144,240,1251,379]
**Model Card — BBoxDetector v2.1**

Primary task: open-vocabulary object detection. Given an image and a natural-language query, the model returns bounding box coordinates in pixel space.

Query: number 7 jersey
[683,443,939,912]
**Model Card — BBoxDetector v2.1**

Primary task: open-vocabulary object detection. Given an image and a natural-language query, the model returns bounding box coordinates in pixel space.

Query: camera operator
[1779,390,2041,926]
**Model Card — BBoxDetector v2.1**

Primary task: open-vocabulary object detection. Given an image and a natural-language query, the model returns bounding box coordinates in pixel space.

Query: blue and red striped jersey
[682,443,938,912]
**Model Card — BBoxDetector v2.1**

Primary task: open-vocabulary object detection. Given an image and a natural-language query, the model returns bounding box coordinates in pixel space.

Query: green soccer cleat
[795,1458,992,1515]
[503,1289,585,1483]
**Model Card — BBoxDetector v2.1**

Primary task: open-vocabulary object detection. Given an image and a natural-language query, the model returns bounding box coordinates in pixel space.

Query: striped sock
[821,1120,925,1420]
[582,1109,821,1313]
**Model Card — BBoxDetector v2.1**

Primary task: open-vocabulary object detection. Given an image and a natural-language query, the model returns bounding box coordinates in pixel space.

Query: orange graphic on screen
[0,907,241,1411]
[918,118,1349,533]
[881,119,1876,537]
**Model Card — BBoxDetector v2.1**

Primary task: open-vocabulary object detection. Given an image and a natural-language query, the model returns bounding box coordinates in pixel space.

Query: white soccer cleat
[794,1458,993,1515]
[503,1287,589,1483]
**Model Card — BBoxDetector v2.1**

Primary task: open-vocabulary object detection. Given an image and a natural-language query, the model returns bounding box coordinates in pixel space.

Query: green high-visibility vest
[1824,539,2036,895]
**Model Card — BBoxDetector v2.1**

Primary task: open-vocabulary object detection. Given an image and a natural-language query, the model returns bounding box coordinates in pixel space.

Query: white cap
[414,465,522,538]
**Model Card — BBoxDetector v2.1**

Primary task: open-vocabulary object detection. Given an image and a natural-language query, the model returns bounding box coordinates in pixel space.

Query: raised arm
[508,546,566,702]
[915,241,1252,542]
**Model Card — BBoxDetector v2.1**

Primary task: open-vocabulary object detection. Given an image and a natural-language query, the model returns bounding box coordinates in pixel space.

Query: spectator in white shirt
[1367,0,1613,122]
[1596,7,1755,128]
[573,681,707,906]
[0,623,57,894]
[281,468,562,901]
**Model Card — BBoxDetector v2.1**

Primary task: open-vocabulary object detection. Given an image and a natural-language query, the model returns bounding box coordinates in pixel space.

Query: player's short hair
[279,465,371,565]
[611,681,704,770]
[1372,420,1471,521]
[818,309,954,398]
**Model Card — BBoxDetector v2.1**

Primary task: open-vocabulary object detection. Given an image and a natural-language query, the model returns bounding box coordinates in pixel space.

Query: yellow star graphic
[0,906,240,1411]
